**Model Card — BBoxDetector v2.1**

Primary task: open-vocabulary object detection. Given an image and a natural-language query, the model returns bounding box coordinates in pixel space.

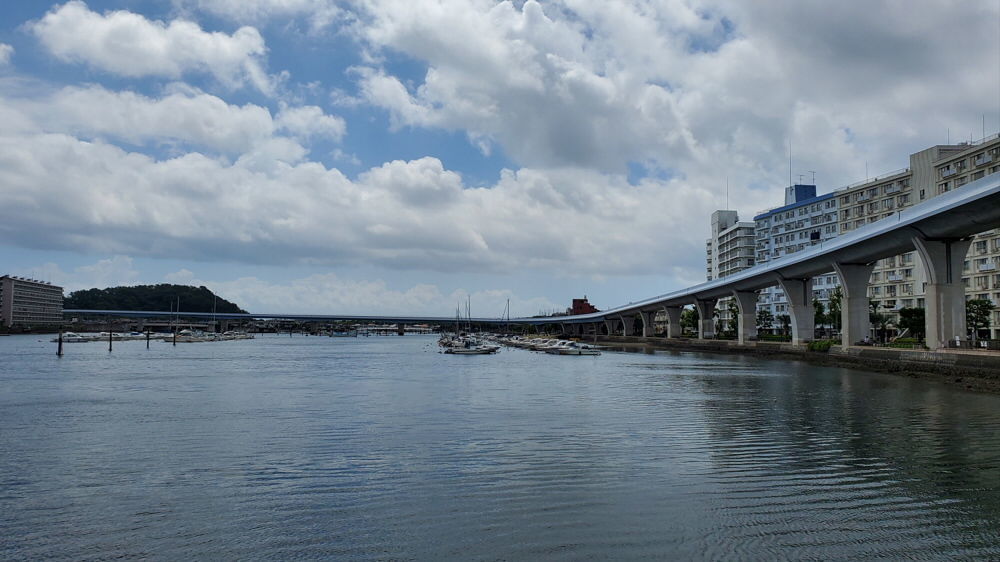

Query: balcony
[941,168,957,178]
[978,262,997,272]
[975,154,993,167]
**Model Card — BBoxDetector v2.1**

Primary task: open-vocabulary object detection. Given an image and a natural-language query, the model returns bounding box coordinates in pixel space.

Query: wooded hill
[64,284,247,314]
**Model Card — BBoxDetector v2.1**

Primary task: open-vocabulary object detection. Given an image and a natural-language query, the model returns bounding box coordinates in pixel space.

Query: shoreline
[588,336,1000,394]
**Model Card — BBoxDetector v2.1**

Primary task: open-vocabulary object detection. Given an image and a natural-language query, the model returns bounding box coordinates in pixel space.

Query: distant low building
[0,275,64,328]
[569,297,599,315]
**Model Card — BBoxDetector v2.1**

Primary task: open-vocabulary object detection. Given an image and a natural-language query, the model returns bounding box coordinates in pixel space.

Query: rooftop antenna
[808,170,816,184]
[797,173,804,184]
[947,127,951,144]
[865,161,869,181]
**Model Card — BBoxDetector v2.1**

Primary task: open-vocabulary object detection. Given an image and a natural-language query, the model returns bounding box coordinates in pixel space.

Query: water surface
[2,334,1000,559]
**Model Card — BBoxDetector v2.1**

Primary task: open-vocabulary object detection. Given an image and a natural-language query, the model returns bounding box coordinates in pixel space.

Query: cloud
[0,43,12,66]
[174,0,343,32]
[5,0,999,298]
[0,130,714,279]
[275,103,346,141]
[30,1,278,94]
[162,269,561,316]
[27,256,140,294]
[346,0,999,195]
[1,85,345,155]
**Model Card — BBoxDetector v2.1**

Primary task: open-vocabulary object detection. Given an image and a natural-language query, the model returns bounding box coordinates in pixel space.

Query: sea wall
[589,336,1000,393]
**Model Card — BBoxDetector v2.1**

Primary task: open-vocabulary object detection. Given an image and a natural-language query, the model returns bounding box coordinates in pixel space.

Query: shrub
[888,337,925,349]
[758,333,791,342]
[807,340,833,352]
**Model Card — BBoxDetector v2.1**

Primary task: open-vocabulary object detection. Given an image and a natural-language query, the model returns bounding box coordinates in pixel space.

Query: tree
[727,299,740,335]
[967,299,996,341]
[680,307,698,335]
[897,307,925,340]
[756,309,774,332]
[64,284,247,314]
[828,286,843,331]
[777,314,791,336]
[813,298,828,336]
[870,300,890,343]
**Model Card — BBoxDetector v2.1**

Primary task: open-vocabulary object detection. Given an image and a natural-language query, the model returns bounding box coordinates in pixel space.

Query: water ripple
[2,335,1000,559]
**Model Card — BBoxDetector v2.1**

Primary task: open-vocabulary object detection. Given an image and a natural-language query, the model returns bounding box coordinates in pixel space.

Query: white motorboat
[444,346,497,355]
[51,332,91,343]
[545,341,602,355]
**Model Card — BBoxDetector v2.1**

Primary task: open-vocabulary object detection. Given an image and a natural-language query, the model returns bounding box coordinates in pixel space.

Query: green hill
[64,284,247,314]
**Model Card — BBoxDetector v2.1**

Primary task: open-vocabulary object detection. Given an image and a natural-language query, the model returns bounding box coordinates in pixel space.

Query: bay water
[2,334,1000,559]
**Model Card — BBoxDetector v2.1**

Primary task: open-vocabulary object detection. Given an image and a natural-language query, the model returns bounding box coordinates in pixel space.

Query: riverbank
[589,335,1000,393]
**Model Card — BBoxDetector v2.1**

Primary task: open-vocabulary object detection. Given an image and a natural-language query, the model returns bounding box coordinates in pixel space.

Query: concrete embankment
[589,336,1000,393]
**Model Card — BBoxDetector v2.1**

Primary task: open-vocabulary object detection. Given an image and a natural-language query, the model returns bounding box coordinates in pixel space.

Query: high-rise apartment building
[0,275,64,328]
[834,138,1000,339]
[706,210,756,330]
[711,134,1000,340]
[751,184,839,330]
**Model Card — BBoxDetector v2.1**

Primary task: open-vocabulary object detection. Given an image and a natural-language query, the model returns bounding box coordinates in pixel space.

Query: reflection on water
[1,334,999,559]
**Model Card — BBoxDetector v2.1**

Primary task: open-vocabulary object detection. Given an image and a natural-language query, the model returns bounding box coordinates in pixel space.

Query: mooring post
[173,326,177,346]
[108,319,113,353]
[57,330,63,357]
[146,329,151,349]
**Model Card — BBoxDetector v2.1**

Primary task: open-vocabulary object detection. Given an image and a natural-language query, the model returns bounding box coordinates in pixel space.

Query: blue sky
[0,0,997,316]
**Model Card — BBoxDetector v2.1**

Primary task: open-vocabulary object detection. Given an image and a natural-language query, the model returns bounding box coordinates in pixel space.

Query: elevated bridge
[67,172,1000,350]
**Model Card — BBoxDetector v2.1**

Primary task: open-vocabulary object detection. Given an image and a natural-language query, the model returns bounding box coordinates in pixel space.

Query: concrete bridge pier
[833,262,875,346]
[913,236,973,350]
[604,319,615,336]
[619,314,635,336]
[694,299,717,339]
[732,290,758,345]
[776,277,814,345]
[664,306,683,338]
[640,310,657,337]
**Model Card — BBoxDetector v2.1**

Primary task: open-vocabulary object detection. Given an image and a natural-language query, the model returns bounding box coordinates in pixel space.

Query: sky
[1,0,998,318]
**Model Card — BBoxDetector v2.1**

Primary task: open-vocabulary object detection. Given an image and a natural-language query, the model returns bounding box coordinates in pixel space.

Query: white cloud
[5,0,999,298]
[174,0,343,32]
[346,0,1000,197]
[162,269,560,316]
[30,1,277,94]
[1,85,345,155]
[0,43,12,66]
[275,103,346,141]
[27,256,140,294]
[0,131,714,280]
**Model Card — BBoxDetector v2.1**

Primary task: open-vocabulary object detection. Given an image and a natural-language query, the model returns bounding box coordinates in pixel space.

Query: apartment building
[934,137,1000,338]
[0,275,64,328]
[834,137,1000,339]
[706,210,756,281]
[752,184,839,330]
[706,210,756,330]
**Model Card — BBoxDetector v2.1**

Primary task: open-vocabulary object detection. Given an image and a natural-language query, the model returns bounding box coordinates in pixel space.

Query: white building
[724,135,1000,340]
[752,184,839,332]
[706,210,756,331]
